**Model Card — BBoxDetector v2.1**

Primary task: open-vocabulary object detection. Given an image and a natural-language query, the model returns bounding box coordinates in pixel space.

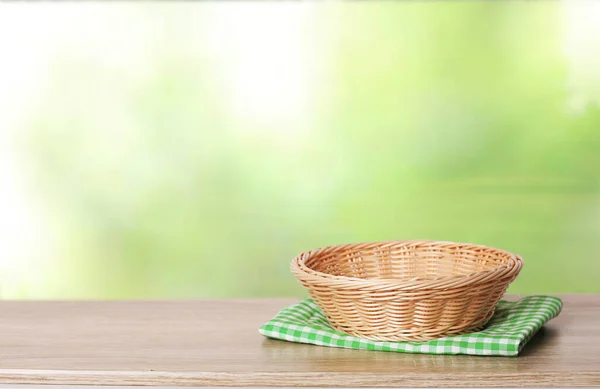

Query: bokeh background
[1,1,599,299]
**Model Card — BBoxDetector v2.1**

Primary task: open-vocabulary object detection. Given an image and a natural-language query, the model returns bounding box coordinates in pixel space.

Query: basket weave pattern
[291,240,523,341]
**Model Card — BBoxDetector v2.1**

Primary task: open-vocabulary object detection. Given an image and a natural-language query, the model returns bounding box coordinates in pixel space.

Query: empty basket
[290,240,523,341]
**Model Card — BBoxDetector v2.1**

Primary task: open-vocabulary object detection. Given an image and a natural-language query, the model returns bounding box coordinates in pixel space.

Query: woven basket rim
[291,239,523,291]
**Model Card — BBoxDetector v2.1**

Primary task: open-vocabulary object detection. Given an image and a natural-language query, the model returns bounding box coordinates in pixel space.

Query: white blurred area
[205,3,324,138]
[0,2,326,298]
[0,3,62,298]
[562,0,600,114]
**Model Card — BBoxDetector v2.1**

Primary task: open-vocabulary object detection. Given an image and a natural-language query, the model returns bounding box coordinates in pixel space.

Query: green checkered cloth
[259,296,562,356]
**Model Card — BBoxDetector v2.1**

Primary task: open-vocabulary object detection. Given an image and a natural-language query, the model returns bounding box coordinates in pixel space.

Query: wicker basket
[290,240,523,341]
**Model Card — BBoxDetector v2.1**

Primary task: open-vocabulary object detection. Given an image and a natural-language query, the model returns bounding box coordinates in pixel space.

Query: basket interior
[303,242,515,281]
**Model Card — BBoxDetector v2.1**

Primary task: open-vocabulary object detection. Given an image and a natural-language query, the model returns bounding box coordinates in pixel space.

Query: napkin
[259,295,562,356]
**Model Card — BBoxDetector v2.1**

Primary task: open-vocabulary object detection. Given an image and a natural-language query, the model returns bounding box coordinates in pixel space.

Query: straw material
[290,240,523,341]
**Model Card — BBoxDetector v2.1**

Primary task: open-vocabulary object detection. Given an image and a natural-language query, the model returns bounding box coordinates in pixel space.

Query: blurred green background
[0,2,599,299]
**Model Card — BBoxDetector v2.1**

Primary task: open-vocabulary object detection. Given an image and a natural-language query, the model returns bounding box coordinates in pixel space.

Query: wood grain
[0,295,597,387]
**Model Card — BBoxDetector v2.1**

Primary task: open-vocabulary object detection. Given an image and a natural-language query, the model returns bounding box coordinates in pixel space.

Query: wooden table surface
[0,295,597,388]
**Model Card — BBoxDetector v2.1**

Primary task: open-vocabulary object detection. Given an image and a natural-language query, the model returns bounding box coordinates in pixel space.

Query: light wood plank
[0,295,597,387]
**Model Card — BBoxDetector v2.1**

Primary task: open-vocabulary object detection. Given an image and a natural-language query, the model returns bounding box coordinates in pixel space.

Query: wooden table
[0,295,597,388]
